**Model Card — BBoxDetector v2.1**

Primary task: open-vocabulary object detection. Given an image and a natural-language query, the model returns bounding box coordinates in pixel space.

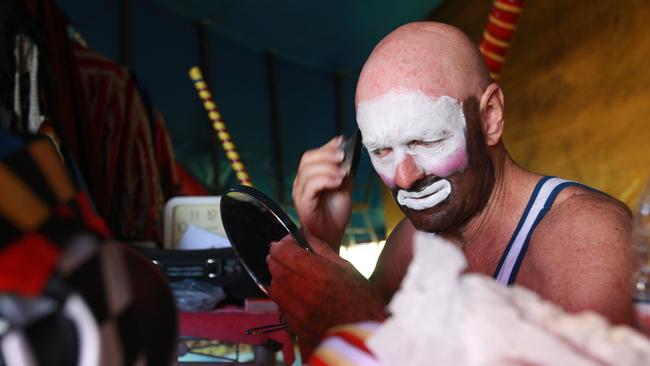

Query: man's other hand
[292,136,353,250]
[267,232,387,358]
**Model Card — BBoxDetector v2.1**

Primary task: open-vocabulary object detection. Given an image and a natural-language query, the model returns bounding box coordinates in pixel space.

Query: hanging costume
[4,0,178,243]
[73,43,165,242]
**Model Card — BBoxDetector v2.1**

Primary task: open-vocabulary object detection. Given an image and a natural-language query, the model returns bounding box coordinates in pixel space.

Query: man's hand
[267,232,387,357]
[292,136,353,250]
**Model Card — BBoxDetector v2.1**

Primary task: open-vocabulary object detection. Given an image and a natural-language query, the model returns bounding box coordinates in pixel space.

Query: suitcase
[138,247,266,304]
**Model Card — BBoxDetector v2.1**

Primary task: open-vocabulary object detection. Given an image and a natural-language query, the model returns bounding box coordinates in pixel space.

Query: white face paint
[396,179,452,210]
[357,91,468,211]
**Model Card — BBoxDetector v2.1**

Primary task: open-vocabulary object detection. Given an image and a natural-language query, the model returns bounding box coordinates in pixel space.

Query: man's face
[357,90,492,232]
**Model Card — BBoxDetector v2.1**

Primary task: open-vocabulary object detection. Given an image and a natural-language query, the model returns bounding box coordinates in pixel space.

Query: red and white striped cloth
[309,321,382,366]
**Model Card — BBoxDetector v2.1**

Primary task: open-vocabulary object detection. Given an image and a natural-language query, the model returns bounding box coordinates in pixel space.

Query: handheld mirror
[220,185,312,295]
[340,129,362,178]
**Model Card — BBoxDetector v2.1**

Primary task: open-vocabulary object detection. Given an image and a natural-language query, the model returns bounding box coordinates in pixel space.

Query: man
[267,22,634,355]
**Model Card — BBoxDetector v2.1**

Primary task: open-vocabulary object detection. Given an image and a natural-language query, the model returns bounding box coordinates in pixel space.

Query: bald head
[356,22,491,105]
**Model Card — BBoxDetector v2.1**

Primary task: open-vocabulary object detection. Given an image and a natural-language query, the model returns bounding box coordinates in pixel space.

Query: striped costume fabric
[309,322,382,366]
[73,43,165,242]
[0,136,177,365]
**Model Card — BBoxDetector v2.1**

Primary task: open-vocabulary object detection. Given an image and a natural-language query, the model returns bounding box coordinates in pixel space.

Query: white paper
[177,224,231,250]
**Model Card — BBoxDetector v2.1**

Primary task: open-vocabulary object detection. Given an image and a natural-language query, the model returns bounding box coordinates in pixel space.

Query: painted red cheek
[379,174,396,189]
[428,149,469,178]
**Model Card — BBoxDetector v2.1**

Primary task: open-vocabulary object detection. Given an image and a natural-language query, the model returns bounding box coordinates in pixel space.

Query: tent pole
[266,50,285,204]
[196,20,221,193]
[120,0,132,68]
[479,0,524,80]
[334,70,345,136]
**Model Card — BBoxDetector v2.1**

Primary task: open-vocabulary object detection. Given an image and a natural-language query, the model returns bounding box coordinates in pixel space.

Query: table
[178,307,295,365]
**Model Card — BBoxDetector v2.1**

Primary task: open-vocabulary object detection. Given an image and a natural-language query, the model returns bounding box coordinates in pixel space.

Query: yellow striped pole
[189,66,253,186]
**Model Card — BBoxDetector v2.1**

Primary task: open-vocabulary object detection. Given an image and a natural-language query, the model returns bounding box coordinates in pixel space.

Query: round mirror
[220,185,311,294]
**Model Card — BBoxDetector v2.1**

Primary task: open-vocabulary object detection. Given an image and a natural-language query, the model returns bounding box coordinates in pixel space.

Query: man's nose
[394,155,425,190]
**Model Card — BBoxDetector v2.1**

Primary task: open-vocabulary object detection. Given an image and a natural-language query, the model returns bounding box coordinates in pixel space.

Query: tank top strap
[493,176,590,286]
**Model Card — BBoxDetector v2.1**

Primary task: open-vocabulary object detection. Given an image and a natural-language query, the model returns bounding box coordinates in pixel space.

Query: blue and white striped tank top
[493,176,589,286]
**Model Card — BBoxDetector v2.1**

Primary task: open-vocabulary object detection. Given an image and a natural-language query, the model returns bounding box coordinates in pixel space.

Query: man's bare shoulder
[536,184,632,249]
[524,184,634,324]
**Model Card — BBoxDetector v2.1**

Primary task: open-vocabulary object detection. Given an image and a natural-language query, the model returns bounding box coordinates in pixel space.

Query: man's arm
[369,218,415,303]
[267,232,387,358]
[525,189,635,325]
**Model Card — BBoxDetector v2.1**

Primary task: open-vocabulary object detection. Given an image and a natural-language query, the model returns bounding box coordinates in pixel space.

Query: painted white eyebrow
[401,129,453,142]
[363,142,389,151]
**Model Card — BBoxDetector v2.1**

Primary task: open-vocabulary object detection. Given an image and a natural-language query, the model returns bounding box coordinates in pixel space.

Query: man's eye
[371,148,392,158]
[409,139,442,148]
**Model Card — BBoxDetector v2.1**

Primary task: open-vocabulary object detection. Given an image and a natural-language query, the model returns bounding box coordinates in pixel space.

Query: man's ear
[478,83,505,147]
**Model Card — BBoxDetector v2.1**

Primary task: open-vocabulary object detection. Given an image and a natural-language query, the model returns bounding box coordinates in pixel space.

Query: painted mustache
[397,179,452,211]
